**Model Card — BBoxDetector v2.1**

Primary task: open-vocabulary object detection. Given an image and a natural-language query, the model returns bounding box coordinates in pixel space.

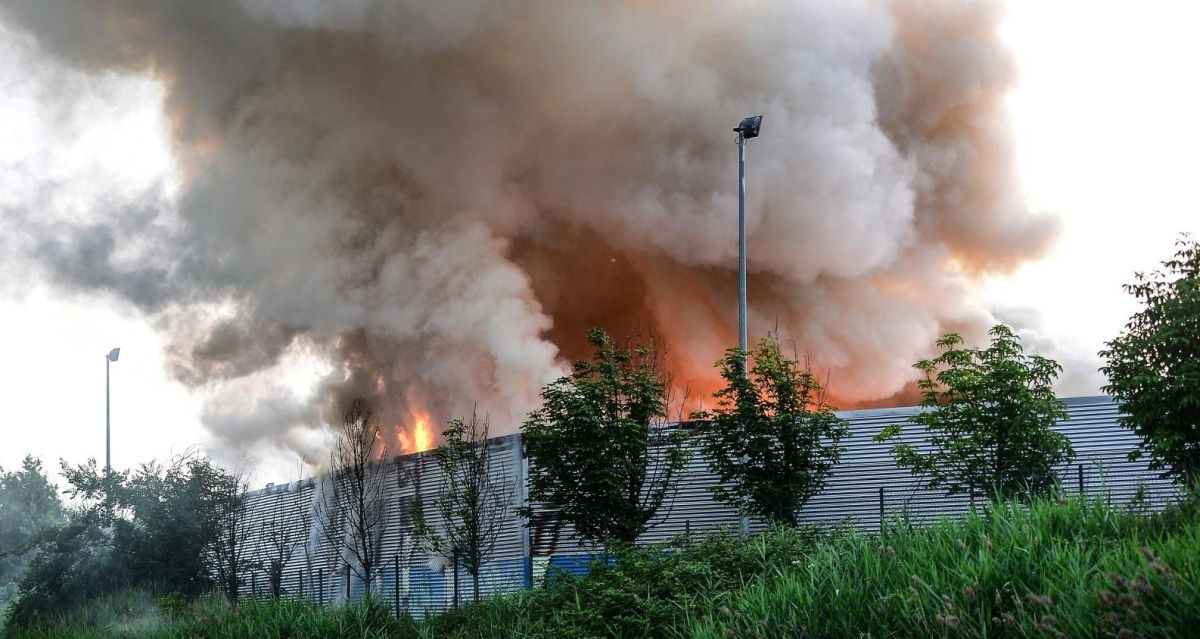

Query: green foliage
[412,408,509,603]
[698,335,849,526]
[9,498,1200,639]
[0,457,63,622]
[1100,234,1200,489]
[4,455,245,631]
[421,527,819,639]
[6,592,417,639]
[4,588,170,639]
[878,325,1074,501]
[522,328,688,546]
[686,496,1200,639]
[168,595,416,639]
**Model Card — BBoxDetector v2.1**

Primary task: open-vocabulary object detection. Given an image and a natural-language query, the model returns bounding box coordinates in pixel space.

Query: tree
[5,454,243,629]
[209,467,253,603]
[315,399,390,597]
[877,325,1074,501]
[522,328,688,547]
[259,477,310,600]
[0,456,63,618]
[412,408,510,603]
[115,456,241,597]
[1100,234,1200,489]
[698,335,849,526]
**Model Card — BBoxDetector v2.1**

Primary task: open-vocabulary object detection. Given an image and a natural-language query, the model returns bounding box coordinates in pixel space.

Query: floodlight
[108,347,120,362]
[734,115,762,139]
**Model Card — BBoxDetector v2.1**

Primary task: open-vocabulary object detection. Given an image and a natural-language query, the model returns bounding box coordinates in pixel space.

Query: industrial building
[236,396,1178,615]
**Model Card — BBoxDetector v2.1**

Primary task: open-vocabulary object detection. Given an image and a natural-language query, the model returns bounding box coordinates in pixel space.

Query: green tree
[698,335,849,526]
[5,455,247,629]
[522,328,688,547]
[877,325,1074,501]
[112,456,243,597]
[0,456,63,620]
[1100,235,1200,489]
[413,408,510,603]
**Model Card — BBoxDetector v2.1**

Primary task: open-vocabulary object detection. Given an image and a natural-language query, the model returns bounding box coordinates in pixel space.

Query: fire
[399,412,436,454]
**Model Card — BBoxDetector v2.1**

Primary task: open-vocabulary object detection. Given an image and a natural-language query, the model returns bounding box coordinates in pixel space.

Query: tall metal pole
[106,354,111,475]
[736,130,750,539]
[737,130,748,354]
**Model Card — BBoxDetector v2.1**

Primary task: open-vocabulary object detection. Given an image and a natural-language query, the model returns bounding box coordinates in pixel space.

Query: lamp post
[733,115,762,538]
[734,115,762,355]
[106,347,120,474]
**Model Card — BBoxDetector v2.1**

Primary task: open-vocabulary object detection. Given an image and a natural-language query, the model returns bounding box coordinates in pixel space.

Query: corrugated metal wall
[233,395,1180,614]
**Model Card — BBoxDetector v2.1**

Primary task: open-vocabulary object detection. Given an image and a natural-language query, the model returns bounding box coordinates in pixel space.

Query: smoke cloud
[0,0,1060,457]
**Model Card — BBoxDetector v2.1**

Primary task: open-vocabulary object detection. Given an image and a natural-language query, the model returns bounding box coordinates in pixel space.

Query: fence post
[318,568,324,604]
[345,565,351,601]
[252,572,257,599]
[393,554,400,617]
[1078,464,1085,495]
[452,549,460,608]
[517,437,533,590]
[298,570,303,600]
[878,486,885,523]
[684,520,691,537]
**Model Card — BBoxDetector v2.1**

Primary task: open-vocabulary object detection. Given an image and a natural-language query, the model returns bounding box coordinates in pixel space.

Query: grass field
[7,495,1198,638]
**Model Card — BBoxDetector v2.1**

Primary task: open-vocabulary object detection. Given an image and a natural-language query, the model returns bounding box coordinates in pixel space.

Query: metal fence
[233,395,1181,615]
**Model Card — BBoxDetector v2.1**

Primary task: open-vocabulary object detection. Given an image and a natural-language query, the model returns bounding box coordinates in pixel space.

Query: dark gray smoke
[0,0,1061,459]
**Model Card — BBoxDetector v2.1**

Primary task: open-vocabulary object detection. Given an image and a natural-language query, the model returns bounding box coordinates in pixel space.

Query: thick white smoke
[0,0,1061,458]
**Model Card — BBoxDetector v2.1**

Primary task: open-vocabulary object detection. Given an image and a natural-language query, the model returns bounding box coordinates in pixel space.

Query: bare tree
[260,479,310,599]
[315,399,390,597]
[412,408,511,603]
[209,465,253,603]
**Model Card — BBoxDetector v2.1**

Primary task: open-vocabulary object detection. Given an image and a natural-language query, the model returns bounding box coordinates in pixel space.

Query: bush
[422,527,821,639]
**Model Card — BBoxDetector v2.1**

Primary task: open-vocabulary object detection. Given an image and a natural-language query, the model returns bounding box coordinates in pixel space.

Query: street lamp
[734,115,762,355]
[106,347,120,474]
[733,115,762,538]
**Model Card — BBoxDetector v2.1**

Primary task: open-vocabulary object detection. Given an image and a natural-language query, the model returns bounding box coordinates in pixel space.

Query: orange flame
[399,411,436,454]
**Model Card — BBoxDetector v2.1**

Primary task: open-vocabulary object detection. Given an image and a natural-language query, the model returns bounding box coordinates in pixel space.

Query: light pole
[733,115,762,538]
[734,115,762,355]
[106,347,120,474]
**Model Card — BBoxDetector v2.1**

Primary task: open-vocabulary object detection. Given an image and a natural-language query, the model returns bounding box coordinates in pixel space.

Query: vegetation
[4,455,246,630]
[877,325,1075,501]
[0,457,63,621]
[698,335,849,526]
[258,475,309,600]
[208,467,252,603]
[314,399,390,596]
[684,496,1200,639]
[7,495,1199,638]
[1101,234,1200,489]
[413,408,510,603]
[521,328,688,546]
[9,313,1200,638]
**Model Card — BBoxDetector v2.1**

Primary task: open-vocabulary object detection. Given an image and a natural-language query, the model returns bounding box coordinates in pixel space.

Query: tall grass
[6,496,1198,639]
[686,497,1200,638]
[166,596,417,639]
[5,589,170,639]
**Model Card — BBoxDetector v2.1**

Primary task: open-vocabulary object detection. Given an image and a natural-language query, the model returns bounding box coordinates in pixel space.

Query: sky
[0,1,1197,487]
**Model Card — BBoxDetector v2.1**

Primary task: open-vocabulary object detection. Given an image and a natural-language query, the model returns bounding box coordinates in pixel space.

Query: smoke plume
[0,0,1059,459]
